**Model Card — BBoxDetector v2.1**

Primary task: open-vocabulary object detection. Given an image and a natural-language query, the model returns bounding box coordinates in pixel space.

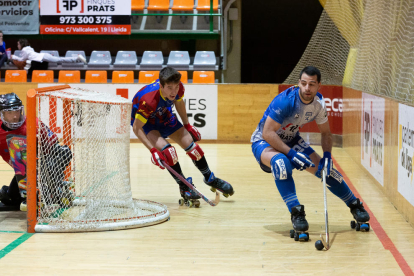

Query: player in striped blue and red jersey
[251,66,369,233]
[131,67,234,201]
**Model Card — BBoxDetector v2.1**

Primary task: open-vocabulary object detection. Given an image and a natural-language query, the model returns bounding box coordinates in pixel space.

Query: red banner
[279,85,343,135]
[40,25,130,35]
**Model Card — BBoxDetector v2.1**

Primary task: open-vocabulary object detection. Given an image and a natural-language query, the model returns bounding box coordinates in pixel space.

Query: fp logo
[57,0,84,13]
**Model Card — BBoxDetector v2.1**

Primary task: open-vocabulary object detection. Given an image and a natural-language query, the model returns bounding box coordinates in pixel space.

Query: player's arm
[132,107,166,169]
[316,121,333,176]
[175,99,189,125]
[263,116,314,170]
[175,98,201,141]
[318,121,332,153]
[132,118,153,150]
[262,117,291,155]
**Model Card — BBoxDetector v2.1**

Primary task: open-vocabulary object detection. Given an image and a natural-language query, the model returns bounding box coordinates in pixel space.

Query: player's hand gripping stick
[287,149,315,171]
[150,148,166,170]
[315,158,330,251]
[316,152,332,177]
[161,161,220,206]
[184,123,201,142]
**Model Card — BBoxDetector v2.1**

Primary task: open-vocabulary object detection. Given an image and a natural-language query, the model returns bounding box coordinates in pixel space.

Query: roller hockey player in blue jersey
[251,66,370,234]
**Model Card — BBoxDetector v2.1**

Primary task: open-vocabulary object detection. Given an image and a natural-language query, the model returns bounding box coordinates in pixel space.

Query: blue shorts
[251,136,315,173]
[143,115,183,138]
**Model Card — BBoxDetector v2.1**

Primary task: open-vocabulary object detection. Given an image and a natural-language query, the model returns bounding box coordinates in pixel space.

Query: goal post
[26,85,169,233]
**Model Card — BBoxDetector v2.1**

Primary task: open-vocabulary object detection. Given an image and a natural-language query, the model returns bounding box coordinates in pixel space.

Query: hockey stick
[320,158,330,250]
[161,161,220,206]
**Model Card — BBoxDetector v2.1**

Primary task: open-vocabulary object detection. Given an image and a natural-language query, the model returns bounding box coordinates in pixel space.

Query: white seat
[62,50,86,68]
[88,51,112,68]
[166,51,190,69]
[113,51,138,68]
[140,51,164,70]
[193,51,217,70]
[13,50,23,57]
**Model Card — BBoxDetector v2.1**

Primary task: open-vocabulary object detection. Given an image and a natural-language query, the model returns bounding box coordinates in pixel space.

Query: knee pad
[186,142,204,161]
[270,154,292,181]
[162,144,179,166]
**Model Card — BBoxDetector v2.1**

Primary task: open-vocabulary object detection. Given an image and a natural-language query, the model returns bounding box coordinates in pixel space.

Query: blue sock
[271,154,300,212]
[320,168,356,206]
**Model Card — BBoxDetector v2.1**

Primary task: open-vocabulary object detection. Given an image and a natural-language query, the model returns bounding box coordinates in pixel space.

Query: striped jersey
[131,80,185,127]
[251,85,328,143]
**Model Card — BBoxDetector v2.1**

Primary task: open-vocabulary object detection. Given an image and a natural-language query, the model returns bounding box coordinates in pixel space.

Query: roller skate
[203,172,234,198]
[0,185,21,211]
[289,205,310,241]
[349,198,370,231]
[20,199,27,212]
[178,177,201,208]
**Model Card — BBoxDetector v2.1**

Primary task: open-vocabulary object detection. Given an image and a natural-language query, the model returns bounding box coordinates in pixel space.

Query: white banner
[40,0,131,35]
[0,0,39,34]
[398,103,414,207]
[361,93,385,186]
[40,0,130,15]
[38,84,218,139]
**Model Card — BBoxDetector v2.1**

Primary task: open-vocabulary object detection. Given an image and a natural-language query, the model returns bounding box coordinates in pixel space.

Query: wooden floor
[1,144,414,275]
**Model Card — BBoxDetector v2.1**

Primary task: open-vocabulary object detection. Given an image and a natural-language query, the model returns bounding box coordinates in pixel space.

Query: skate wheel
[350,220,356,229]
[194,200,200,208]
[290,230,295,238]
[299,233,308,241]
[366,223,370,231]
[185,201,190,207]
[223,193,229,198]
[360,223,370,231]
[210,187,217,193]
[294,233,299,241]
[178,199,184,206]
[356,223,360,231]
[188,201,193,208]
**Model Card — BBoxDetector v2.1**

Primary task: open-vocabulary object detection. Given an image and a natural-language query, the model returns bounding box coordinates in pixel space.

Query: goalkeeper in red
[131,67,234,202]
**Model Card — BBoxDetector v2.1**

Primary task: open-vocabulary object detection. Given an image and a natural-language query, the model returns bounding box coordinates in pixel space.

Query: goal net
[284,0,414,105]
[26,85,169,233]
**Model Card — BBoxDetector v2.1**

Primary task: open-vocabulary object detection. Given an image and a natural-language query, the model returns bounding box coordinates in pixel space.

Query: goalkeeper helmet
[0,93,26,129]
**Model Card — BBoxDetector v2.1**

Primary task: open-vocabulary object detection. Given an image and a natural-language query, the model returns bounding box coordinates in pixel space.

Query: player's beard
[299,89,314,103]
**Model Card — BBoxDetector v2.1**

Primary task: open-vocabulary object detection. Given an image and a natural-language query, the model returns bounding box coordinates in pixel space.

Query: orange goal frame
[26,85,71,233]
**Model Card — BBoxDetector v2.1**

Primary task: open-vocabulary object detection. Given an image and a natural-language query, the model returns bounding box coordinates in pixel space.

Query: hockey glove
[316,152,333,178]
[287,149,315,171]
[150,148,166,170]
[184,123,201,142]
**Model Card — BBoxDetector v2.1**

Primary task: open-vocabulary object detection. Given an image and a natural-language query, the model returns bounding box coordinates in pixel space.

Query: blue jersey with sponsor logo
[251,86,328,143]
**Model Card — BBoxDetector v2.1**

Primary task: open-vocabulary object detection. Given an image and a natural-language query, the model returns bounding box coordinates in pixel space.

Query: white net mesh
[35,87,169,232]
[284,0,414,105]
